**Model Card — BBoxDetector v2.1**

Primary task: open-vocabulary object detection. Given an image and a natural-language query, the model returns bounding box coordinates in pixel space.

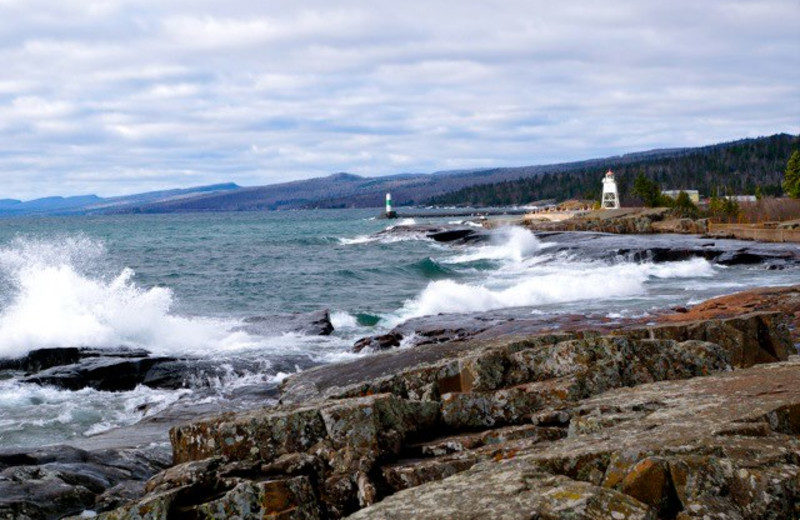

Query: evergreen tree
[632,173,662,207]
[784,150,800,198]
[672,191,698,218]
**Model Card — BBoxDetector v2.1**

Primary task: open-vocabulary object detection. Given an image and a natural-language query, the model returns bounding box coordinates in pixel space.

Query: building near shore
[724,195,757,203]
[663,190,700,203]
[601,170,620,209]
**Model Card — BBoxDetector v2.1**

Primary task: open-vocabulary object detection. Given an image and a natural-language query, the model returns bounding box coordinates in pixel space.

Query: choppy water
[0,209,797,448]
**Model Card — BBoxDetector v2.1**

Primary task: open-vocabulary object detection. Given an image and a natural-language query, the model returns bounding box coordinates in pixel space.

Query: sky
[0,1,798,200]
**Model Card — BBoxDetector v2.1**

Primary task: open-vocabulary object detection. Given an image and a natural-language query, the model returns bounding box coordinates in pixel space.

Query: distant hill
[2,134,796,217]
[427,134,799,207]
[0,183,240,217]
[104,146,723,213]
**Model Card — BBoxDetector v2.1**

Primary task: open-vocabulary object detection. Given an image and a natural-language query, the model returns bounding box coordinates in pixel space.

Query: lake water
[0,209,797,448]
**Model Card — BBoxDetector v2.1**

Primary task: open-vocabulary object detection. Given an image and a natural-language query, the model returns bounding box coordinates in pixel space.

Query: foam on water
[447,227,545,264]
[393,256,716,323]
[331,311,358,329]
[339,219,425,245]
[0,237,350,358]
[0,378,191,446]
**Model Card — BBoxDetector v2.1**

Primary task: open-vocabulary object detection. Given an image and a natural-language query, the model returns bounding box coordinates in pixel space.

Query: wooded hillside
[427,134,799,206]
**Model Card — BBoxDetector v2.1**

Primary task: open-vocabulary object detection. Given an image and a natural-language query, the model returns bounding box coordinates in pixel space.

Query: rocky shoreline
[521,207,800,243]
[1,284,796,519]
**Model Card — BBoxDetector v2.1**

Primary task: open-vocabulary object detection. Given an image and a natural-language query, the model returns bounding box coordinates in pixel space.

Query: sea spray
[0,237,355,358]
[446,226,545,263]
[393,257,717,322]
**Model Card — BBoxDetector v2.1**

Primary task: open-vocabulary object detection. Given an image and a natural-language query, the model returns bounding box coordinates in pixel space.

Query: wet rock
[0,445,168,520]
[352,332,402,353]
[140,358,270,390]
[427,228,486,244]
[94,480,147,512]
[16,352,275,392]
[0,346,152,374]
[373,224,489,245]
[529,230,800,268]
[0,477,95,520]
[22,356,176,392]
[239,309,334,336]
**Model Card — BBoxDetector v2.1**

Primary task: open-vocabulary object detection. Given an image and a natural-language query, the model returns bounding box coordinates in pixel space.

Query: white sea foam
[331,311,358,329]
[447,220,484,228]
[339,219,428,245]
[446,227,544,264]
[338,235,375,245]
[0,378,191,446]
[0,237,346,358]
[393,257,716,322]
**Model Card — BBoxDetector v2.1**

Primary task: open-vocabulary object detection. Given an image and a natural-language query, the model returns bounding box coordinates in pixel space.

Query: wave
[0,236,353,359]
[0,237,236,357]
[445,227,544,264]
[0,378,193,447]
[407,257,456,280]
[339,232,429,246]
[394,257,716,322]
[448,220,484,228]
[338,218,423,245]
[330,311,358,329]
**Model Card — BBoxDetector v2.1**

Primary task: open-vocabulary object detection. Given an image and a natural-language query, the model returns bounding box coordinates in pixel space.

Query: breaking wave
[0,236,358,359]
[0,236,251,358]
[446,227,545,264]
[394,257,716,322]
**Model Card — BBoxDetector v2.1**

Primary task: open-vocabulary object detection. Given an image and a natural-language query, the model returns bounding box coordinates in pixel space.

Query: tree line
[426,134,799,207]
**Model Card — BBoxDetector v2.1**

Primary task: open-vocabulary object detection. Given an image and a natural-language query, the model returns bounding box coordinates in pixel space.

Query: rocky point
[56,286,800,520]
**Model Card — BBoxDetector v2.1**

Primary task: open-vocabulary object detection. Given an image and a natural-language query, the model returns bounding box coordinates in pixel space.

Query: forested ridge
[427,134,799,206]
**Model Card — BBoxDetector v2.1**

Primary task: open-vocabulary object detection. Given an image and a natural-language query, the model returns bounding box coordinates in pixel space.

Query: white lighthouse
[601,170,620,209]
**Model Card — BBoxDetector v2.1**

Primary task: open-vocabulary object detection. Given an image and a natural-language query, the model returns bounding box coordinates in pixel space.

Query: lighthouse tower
[384,193,397,218]
[601,170,620,209]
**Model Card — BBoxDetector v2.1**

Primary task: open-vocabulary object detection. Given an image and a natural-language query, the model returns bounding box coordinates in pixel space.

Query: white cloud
[0,0,797,199]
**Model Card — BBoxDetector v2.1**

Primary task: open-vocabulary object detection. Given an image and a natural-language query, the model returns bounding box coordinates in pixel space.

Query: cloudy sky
[1,0,798,199]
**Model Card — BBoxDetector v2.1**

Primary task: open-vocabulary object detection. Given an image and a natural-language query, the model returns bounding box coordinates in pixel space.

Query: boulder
[22,356,176,392]
[238,309,334,336]
[352,332,402,353]
[0,347,152,374]
[0,445,168,520]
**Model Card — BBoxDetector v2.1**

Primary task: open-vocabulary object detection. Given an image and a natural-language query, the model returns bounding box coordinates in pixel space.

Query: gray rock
[0,445,168,520]
[238,309,334,336]
[22,356,176,392]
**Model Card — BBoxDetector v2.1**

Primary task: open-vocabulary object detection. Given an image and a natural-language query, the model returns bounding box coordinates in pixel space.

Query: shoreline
[1,285,795,518]
[1,221,799,519]
[511,206,800,243]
